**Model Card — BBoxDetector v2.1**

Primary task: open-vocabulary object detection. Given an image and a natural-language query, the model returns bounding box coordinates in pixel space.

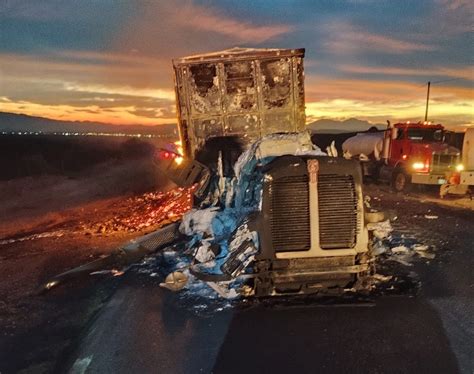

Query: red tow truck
[343,121,462,192]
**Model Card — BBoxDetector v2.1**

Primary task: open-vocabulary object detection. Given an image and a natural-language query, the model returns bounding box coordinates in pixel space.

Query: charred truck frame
[173,47,306,159]
[161,48,372,296]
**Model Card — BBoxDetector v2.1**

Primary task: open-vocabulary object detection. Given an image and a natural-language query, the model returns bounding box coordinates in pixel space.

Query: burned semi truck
[158,48,373,297]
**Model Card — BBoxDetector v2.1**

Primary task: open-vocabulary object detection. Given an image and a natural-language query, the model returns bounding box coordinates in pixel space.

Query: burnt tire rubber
[392,169,412,193]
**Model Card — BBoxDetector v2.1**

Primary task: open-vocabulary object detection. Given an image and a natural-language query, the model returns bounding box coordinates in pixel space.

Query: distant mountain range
[0,112,178,136]
[307,118,385,133]
[0,111,385,136]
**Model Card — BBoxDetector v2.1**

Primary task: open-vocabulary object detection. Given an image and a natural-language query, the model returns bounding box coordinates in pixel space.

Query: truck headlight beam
[456,164,464,172]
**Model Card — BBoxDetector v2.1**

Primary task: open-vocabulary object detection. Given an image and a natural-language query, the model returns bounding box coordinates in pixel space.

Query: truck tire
[392,169,411,192]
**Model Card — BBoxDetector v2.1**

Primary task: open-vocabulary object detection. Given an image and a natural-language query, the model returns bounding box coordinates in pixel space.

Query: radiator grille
[431,153,458,173]
[269,175,311,251]
[318,174,358,249]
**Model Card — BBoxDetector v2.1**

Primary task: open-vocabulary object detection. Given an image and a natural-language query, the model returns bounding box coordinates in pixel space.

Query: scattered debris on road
[367,217,436,265]
[0,230,67,246]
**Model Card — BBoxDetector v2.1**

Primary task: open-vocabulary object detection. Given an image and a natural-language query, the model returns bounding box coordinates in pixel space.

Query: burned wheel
[392,169,411,192]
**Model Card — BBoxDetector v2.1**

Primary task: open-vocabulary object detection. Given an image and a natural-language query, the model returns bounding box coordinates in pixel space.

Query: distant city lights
[0,131,175,138]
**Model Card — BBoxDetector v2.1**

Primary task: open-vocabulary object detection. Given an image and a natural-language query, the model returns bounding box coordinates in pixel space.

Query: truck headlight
[412,161,430,172]
[455,164,464,172]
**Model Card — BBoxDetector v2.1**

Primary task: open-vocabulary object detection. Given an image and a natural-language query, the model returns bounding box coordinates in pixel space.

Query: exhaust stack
[382,120,393,164]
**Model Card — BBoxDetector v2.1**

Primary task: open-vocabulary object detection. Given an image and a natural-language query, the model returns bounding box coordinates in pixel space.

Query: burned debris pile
[0,188,193,246]
[80,188,193,235]
[154,132,327,299]
[365,206,437,296]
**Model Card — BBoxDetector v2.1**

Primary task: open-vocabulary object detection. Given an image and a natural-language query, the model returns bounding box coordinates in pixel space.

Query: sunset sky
[0,0,472,128]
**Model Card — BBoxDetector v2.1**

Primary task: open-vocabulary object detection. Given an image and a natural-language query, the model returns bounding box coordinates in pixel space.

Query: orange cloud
[1,100,175,125]
[305,75,473,102]
[338,65,434,77]
[304,75,473,126]
[114,1,293,59]
[338,64,474,81]
[176,3,293,43]
[0,52,175,89]
[55,50,169,68]
[63,82,175,102]
[325,22,434,54]
[305,98,473,126]
[441,0,470,9]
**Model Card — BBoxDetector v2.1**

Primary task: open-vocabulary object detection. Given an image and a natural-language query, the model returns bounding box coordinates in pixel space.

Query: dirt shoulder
[0,157,187,373]
[364,182,474,211]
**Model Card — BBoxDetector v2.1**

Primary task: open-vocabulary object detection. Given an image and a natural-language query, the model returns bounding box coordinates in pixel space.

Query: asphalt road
[63,186,474,374]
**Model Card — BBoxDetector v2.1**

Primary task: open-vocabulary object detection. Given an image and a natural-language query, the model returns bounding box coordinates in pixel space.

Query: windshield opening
[407,128,443,142]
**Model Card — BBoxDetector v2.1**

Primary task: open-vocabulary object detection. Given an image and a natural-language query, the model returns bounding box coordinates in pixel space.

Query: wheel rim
[395,173,406,191]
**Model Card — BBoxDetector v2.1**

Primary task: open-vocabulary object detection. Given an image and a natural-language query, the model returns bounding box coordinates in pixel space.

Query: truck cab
[383,122,461,191]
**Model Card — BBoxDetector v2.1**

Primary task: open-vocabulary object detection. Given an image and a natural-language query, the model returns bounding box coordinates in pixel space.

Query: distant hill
[307,118,385,133]
[0,112,177,136]
[1,112,388,137]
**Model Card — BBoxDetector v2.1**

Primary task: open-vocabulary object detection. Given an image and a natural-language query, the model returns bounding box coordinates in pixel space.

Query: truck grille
[269,175,311,251]
[431,153,458,173]
[318,174,358,249]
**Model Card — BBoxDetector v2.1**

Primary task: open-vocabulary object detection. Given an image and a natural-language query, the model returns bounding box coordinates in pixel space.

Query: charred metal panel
[224,60,257,112]
[269,175,311,252]
[188,64,221,115]
[261,58,291,109]
[259,155,311,258]
[318,174,358,249]
[173,48,306,158]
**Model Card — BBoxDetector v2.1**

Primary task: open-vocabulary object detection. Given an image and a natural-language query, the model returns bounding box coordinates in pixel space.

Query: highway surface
[63,186,473,374]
